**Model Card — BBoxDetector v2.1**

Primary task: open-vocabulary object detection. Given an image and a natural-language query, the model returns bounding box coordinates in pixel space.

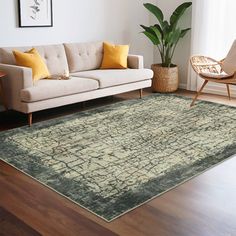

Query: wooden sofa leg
[28,113,33,127]
[139,89,143,99]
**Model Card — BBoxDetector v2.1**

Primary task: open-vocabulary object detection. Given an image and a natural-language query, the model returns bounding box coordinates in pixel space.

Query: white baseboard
[179,83,187,90]
[179,82,236,98]
[201,83,236,98]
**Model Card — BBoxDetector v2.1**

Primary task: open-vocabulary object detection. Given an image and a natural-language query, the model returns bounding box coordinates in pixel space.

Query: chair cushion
[21,77,99,102]
[222,40,236,74]
[71,69,153,88]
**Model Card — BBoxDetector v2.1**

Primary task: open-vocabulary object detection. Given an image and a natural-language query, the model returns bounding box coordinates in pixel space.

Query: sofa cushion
[64,42,103,72]
[21,77,99,102]
[13,48,50,81]
[0,44,69,76]
[35,45,69,76]
[0,46,31,64]
[101,42,129,69]
[71,69,153,88]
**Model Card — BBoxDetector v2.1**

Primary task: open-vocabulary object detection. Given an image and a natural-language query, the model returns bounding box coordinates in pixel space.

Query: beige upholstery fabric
[71,69,153,88]
[0,47,31,64]
[222,40,236,74]
[0,63,33,110]
[128,55,144,69]
[0,44,69,76]
[34,45,69,75]
[21,77,99,102]
[20,80,152,113]
[64,42,103,72]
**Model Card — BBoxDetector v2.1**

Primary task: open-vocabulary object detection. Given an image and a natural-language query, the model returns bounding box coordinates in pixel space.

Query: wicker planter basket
[151,64,179,93]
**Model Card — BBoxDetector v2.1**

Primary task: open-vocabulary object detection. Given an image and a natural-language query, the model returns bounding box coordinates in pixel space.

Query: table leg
[190,80,208,107]
[226,84,231,100]
[0,80,7,111]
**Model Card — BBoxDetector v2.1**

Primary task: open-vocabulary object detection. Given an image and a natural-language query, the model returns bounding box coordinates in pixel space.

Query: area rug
[1,94,236,222]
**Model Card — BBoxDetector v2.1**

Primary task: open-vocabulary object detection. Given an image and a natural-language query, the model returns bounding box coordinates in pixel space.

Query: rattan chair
[190,40,236,106]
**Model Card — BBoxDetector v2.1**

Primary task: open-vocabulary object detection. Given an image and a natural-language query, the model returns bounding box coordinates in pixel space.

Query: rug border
[1,153,235,223]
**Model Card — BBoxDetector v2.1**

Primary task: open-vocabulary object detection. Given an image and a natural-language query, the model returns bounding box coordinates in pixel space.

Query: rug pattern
[1,95,236,221]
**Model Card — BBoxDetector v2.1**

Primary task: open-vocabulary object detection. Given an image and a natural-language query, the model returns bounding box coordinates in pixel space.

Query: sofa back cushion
[64,42,103,72]
[0,44,69,76]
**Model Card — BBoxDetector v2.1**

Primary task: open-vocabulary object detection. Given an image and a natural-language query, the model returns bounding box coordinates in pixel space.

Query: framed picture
[18,0,53,27]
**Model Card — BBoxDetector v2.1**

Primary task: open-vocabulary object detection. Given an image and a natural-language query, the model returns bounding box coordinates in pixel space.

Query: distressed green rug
[1,95,236,222]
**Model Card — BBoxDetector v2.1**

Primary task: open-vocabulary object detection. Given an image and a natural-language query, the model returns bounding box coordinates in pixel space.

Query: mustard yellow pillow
[13,48,50,81]
[101,42,129,69]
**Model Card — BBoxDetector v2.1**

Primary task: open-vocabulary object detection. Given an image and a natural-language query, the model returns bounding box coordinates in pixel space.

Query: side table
[0,71,7,110]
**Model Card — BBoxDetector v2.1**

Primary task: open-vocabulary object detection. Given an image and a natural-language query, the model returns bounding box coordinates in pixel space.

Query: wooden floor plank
[0,207,41,236]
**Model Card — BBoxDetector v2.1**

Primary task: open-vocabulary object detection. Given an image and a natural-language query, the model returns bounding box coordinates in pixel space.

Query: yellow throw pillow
[13,48,50,81]
[100,42,129,69]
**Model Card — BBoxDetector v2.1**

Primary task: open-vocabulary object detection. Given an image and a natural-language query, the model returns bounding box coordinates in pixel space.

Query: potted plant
[141,2,192,92]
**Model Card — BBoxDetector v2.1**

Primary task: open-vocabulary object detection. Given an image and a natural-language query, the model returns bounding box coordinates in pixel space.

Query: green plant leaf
[171,28,182,45]
[150,25,162,41]
[170,2,192,29]
[154,24,163,38]
[162,21,171,45]
[142,31,160,45]
[144,3,164,27]
[140,24,153,33]
[180,28,191,38]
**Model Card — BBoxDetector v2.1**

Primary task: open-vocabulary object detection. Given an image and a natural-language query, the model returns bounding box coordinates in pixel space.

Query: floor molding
[202,83,236,98]
[179,83,187,90]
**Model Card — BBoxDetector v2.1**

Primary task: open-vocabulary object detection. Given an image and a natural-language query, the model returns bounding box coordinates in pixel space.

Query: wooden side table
[0,71,7,110]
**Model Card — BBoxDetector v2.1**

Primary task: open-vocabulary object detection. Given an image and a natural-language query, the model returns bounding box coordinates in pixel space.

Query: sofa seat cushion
[71,69,153,88]
[21,77,99,102]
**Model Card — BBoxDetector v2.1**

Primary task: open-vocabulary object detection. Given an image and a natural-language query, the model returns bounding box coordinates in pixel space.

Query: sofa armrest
[0,63,33,110]
[128,54,144,69]
[0,64,33,89]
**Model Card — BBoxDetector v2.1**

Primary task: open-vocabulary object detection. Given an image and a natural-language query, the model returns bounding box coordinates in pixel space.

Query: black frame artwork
[18,0,53,28]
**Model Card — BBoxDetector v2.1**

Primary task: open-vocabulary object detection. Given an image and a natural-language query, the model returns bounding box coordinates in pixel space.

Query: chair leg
[139,89,143,99]
[190,80,208,107]
[28,113,33,127]
[226,84,231,100]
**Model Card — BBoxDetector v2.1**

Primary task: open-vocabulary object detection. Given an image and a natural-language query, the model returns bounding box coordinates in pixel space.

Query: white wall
[153,0,192,88]
[0,0,155,67]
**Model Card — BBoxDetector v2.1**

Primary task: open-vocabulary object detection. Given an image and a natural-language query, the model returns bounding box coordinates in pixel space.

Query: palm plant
[141,2,192,67]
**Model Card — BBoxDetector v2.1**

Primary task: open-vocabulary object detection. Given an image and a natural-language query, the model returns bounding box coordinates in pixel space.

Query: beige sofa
[0,42,153,125]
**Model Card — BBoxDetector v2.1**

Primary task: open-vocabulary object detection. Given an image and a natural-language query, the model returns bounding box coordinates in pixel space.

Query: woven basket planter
[151,64,179,93]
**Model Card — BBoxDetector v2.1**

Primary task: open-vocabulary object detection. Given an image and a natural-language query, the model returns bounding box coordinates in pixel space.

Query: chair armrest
[0,64,33,89]
[128,54,144,69]
[0,63,33,110]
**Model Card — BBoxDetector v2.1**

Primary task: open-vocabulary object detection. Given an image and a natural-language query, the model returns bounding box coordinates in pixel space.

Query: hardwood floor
[0,89,236,236]
[0,207,41,236]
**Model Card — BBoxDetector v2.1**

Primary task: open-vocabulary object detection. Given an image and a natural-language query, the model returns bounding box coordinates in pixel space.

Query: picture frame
[18,0,53,28]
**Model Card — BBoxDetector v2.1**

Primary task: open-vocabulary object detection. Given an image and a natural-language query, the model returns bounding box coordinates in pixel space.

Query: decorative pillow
[100,42,129,69]
[13,48,50,81]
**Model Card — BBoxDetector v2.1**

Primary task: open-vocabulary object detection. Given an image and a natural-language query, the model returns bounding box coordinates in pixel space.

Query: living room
[0,0,236,235]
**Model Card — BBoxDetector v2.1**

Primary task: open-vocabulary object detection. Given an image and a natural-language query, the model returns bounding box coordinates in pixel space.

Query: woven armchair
[190,41,236,106]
